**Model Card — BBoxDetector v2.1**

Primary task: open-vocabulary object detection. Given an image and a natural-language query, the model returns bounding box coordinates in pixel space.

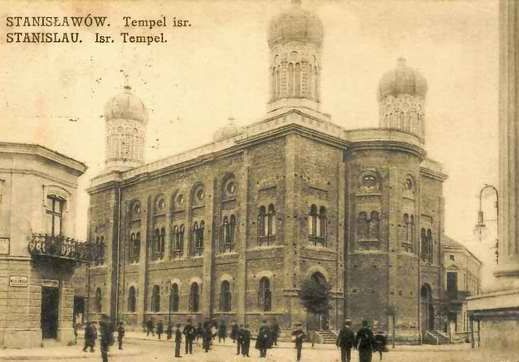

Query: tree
[298,276,331,317]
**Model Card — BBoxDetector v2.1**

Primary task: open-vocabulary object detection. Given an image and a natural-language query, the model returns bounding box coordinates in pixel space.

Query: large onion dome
[104,85,148,123]
[268,0,324,48]
[213,118,242,142]
[378,58,428,101]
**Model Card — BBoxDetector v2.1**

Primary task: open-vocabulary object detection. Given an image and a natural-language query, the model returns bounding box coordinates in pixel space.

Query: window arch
[170,283,179,312]
[151,285,160,312]
[258,206,266,238]
[192,221,204,256]
[220,281,232,312]
[421,228,427,261]
[258,277,272,312]
[128,286,136,313]
[319,206,327,240]
[267,204,276,237]
[172,225,184,258]
[95,288,102,313]
[189,283,200,312]
[220,215,235,253]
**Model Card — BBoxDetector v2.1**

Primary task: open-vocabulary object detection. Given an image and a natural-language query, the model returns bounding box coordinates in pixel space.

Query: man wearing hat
[336,319,356,362]
[291,323,306,362]
[182,319,196,355]
[355,320,375,362]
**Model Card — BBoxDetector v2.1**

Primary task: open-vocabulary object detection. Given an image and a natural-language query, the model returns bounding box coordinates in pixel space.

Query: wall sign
[9,275,28,287]
[41,279,59,288]
[0,237,9,255]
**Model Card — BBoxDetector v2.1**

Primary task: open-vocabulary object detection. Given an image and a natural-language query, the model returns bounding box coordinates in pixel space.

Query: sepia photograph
[0,0,516,361]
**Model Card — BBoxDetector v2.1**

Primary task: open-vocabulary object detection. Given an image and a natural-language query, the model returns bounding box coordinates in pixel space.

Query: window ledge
[248,245,284,251]
[216,251,238,257]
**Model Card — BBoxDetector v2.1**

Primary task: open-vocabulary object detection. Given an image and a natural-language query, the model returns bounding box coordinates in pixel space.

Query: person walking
[241,324,251,357]
[236,324,243,355]
[255,320,271,358]
[146,318,155,337]
[218,320,227,343]
[174,324,182,358]
[117,321,125,350]
[356,320,375,362]
[157,320,164,340]
[291,323,306,362]
[202,324,213,352]
[373,330,388,360]
[99,314,114,362]
[337,319,356,362]
[82,321,96,352]
[230,321,239,344]
[183,319,196,355]
[271,318,280,346]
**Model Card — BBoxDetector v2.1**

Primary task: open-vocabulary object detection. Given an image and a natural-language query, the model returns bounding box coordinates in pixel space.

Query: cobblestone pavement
[7,339,518,362]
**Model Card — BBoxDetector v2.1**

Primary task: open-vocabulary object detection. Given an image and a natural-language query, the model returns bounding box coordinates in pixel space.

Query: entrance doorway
[73,296,85,326]
[308,272,330,330]
[41,287,59,339]
[420,284,434,332]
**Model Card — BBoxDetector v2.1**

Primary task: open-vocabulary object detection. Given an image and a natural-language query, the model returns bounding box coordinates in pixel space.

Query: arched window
[369,211,380,240]
[221,215,235,253]
[229,215,236,244]
[410,215,416,244]
[189,283,200,312]
[427,229,433,263]
[222,216,228,249]
[173,225,184,258]
[192,222,199,256]
[220,281,232,312]
[421,228,427,261]
[309,205,318,237]
[159,227,165,259]
[128,286,136,313]
[129,233,135,263]
[151,285,160,312]
[288,63,294,96]
[357,212,368,240]
[95,288,102,313]
[170,283,179,312]
[192,221,204,256]
[152,228,160,260]
[258,206,266,238]
[319,207,327,241]
[258,277,272,311]
[295,63,301,96]
[267,204,276,237]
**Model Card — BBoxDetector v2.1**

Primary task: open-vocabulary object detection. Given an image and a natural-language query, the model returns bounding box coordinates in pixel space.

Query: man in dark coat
[218,320,227,343]
[373,330,388,360]
[337,319,356,362]
[236,324,243,355]
[241,324,251,357]
[255,320,271,358]
[146,318,155,336]
[167,321,173,340]
[182,319,196,354]
[291,323,306,362]
[156,320,164,340]
[271,318,280,346]
[82,321,96,352]
[230,321,239,344]
[174,324,182,358]
[117,321,125,350]
[356,320,375,362]
[99,314,114,362]
[202,324,213,352]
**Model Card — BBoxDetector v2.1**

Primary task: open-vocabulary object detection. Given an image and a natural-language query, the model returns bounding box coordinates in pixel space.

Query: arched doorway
[420,284,434,332]
[307,272,330,330]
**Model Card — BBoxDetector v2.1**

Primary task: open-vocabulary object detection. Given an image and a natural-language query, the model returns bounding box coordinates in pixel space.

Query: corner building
[86,1,447,342]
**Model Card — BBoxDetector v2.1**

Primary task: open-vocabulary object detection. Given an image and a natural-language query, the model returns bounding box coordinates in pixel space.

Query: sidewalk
[0,344,141,360]
[122,330,473,353]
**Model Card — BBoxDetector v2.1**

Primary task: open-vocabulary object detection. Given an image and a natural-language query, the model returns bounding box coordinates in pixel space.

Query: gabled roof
[442,235,482,264]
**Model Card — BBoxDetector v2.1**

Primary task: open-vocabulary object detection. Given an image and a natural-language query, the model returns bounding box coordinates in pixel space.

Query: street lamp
[473,184,499,263]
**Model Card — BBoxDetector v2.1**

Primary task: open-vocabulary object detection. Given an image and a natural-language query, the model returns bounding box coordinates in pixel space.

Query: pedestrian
[236,324,243,355]
[200,324,212,352]
[373,330,388,360]
[356,320,375,362]
[146,318,155,337]
[241,324,251,357]
[291,323,306,362]
[167,321,173,340]
[195,322,203,342]
[255,320,271,358]
[99,314,114,362]
[271,318,280,346]
[182,319,196,354]
[157,320,164,340]
[218,319,227,343]
[82,321,95,352]
[230,321,239,344]
[117,321,125,350]
[337,319,356,362]
[174,324,182,358]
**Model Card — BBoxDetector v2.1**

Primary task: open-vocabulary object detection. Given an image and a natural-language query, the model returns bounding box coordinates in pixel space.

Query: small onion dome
[213,118,242,142]
[104,85,148,123]
[378,58,428,101]
[268,0,324,48]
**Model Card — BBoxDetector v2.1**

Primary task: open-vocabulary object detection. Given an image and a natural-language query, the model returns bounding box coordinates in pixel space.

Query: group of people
[336,319,388,362]
[81,314,117,362]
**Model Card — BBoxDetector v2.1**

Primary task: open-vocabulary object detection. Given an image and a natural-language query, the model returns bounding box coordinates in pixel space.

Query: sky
[0,0,500,280]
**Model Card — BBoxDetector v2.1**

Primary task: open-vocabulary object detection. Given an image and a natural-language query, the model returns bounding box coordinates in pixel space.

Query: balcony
[28,233,96,264]
[447,290,472,304]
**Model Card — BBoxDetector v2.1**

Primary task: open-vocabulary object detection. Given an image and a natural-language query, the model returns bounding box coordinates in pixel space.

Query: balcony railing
[28,233,96,263]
